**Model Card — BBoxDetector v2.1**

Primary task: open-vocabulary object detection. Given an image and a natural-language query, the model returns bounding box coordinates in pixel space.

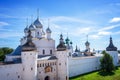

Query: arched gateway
[45,76,50,80]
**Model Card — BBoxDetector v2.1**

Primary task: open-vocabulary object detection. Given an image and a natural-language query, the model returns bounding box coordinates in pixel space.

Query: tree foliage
[100,50,115,72]
[0,47,13,61]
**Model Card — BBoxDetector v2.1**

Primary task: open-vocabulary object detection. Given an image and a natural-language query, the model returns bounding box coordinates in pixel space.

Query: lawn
[70,67,120,80]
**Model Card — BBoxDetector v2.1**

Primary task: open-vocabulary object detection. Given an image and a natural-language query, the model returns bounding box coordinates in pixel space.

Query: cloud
[50,16,95,24]
[98,31,111,36]
[0,32,23,38]
[109,17,120,23]
[0,22,9,26]
[99,24,120,31]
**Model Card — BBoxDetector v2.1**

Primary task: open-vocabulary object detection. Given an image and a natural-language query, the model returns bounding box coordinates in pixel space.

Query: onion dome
[57,34,66,51]
[22,30,36,51]
[33,18,43,28]
[29,24,35,31]
[106,36,117,51]
[70,41,73,45]
[85,41,90,46]
[65,37,70,44]
[46,27,52,33]
[24,26,29,33]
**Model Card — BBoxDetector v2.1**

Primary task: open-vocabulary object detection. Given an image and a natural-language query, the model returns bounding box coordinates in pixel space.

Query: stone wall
[0,63,23,80]
[68,56,101,77]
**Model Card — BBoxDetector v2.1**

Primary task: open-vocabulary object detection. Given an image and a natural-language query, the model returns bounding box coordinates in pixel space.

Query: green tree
[0,49,4,61]
[0,47,13,61]
[100,50,115,72]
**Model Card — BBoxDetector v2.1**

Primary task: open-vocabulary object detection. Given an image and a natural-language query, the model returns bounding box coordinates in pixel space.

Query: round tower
[106,36,118,66]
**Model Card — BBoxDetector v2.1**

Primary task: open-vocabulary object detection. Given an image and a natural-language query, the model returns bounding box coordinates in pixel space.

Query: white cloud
[99,24,120,31]
[0,22,9,26]
[50,16,95,24]
[109,17,120,23]
[98,31,111,36]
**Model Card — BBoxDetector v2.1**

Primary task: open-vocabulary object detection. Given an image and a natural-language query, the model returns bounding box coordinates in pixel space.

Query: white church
[0,14,119,80]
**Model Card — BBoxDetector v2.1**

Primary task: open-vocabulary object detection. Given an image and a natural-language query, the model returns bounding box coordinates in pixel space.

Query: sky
[0,0,120,50]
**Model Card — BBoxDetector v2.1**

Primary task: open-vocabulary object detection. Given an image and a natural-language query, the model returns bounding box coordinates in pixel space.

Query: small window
[37,32,39,35]
[23,68,25,71]
[50,50,52,54]
[43,50,45,54]
[59,63,61,65]
[40,64,41,67]
[31,67,33,70]
[18,75,20,78]
[37,64,39,68]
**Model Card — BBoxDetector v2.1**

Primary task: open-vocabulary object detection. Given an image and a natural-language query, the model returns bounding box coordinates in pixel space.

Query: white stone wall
[21,51,37,80]
[0,64,23,80]
[68,56,101,77]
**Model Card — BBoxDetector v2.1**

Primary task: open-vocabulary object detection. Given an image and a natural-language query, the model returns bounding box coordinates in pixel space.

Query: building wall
[33,39,55,55]
[0,64,23,80]
[37,60,57,80]
[68,56,101,77]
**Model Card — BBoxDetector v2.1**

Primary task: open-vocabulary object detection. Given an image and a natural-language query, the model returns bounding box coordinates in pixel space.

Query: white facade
[0,16,119,80]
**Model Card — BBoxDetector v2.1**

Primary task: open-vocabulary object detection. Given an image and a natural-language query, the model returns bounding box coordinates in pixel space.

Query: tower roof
[22,30,36,51]
[33,18,43,28]
[106,36,117,51]
[85,41,90,46]
[57,34,66,51]
[75,45,79,52]
[46,27,52,33]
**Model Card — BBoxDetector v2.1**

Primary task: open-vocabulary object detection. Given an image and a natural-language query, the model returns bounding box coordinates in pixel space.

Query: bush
[100,50,115,72]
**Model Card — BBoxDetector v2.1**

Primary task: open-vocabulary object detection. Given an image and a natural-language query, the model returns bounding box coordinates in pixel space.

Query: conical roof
[106,36,117,51]
[22,30,36,51]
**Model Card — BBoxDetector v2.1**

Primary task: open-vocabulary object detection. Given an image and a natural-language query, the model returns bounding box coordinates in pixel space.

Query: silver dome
[24,26,29,33]
[29,24,35,31]
[46,27,52,33]
[33,18,43,28]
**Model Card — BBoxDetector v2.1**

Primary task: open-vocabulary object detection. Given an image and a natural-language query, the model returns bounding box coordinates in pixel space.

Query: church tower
[21,30,38,80]
[56,34,69,80]
[46,19,52,39]
[85,35,90,52]
[106,36,119,66]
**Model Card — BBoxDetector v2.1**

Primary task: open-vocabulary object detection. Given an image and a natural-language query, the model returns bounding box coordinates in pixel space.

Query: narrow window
[40,64,41,67]
[43,50,45,54]
[31,67,33,70]
[37,32,39,35]
[50,50,52,54]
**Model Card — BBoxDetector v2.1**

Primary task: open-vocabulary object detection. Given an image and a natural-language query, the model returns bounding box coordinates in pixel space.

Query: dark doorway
[45,76,50,80]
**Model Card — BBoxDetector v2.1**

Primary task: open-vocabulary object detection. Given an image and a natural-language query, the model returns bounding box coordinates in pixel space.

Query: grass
[69,67,120,80]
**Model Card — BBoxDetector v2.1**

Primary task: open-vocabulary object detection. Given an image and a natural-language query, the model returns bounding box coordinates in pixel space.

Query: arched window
[43,50,45,54]
[50,50,52,54]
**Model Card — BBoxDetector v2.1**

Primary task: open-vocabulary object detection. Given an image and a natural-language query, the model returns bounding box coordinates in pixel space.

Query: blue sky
[0,0,120,50]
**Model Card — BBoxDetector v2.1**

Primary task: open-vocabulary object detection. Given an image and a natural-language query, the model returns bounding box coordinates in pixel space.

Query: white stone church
[0,15,119,80]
